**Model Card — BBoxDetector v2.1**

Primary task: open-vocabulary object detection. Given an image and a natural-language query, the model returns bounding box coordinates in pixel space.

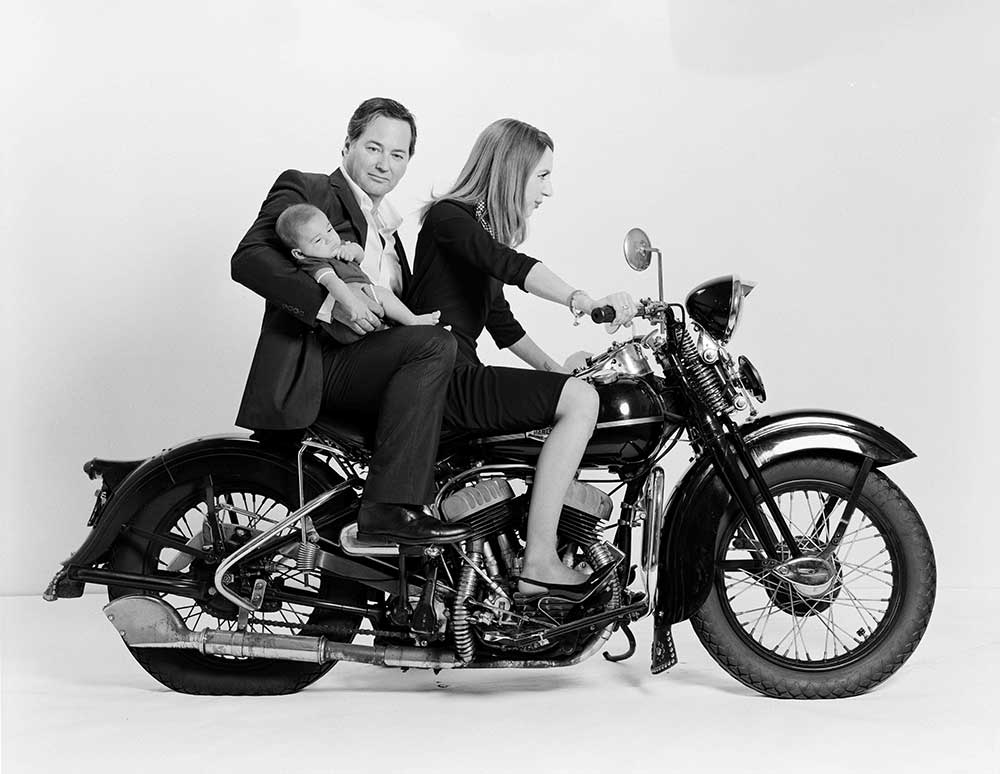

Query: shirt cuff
[316,292,336,323]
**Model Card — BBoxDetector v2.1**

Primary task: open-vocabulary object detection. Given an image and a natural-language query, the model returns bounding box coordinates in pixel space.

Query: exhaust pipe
[103,596,458,669]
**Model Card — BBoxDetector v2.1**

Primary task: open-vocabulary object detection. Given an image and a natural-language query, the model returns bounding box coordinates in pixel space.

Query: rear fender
[64,434,344,569]
[653,409,914,625]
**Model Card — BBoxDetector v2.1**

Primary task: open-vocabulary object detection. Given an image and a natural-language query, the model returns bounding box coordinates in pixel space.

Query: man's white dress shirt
[315,166,404,323]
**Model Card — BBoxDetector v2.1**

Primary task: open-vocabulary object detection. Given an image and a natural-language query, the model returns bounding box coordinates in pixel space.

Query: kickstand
[603,623,637,662]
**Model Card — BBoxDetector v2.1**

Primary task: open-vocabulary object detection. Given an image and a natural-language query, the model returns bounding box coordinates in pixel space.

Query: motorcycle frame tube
[652,409,916,626]
[214,482,356,611]
[62,434,346,571]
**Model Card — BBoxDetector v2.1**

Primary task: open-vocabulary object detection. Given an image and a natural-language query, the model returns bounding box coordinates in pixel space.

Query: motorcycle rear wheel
[107,451,367,695]
[690,454,935,698]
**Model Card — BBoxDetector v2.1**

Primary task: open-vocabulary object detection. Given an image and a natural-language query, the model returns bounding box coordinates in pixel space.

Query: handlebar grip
[590,305,616,324]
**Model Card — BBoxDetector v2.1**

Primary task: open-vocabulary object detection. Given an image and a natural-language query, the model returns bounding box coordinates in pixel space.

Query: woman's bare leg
[518,379,599,593]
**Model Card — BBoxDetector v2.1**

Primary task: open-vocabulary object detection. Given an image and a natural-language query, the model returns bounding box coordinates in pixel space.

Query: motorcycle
[44,228,936,698]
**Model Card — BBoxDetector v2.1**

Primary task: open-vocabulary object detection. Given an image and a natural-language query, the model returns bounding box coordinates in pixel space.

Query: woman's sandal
[515,562,617,603]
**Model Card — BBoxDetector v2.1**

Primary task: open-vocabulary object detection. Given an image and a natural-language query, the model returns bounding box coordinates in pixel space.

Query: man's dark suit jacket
[231,168,412,430]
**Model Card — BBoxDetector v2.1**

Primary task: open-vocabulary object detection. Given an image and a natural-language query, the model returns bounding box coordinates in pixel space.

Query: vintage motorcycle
[44,228,936,698]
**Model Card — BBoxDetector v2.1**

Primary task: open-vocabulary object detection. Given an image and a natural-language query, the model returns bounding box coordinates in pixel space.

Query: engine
[439,477,620,659]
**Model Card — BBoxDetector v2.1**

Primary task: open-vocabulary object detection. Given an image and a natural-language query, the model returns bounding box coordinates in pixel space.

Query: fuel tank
[470,376,683,468]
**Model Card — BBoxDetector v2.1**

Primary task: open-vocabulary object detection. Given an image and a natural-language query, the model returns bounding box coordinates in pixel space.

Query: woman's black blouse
[408,200,540,365]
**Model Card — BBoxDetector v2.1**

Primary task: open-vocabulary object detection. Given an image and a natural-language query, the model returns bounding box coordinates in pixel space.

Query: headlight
[685,275,756,344]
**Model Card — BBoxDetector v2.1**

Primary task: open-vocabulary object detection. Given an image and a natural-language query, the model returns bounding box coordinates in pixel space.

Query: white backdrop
[3,1,997,595]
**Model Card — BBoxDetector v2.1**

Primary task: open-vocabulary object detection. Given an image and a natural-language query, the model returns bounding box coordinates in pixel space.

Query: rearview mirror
[623,228,653,271]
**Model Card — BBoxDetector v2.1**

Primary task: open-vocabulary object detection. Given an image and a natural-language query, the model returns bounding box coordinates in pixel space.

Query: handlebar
[590,305,617,323]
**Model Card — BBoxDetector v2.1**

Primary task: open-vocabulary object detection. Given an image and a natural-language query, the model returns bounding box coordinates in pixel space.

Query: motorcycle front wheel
[107,451,367,695]
[690,454,935,698]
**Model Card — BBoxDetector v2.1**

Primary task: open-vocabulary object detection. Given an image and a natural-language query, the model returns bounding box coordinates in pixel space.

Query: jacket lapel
[328,168,413,293]
[329,168,368,245]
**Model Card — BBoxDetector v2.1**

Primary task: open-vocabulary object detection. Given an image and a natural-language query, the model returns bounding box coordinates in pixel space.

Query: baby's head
[276,204,343,260]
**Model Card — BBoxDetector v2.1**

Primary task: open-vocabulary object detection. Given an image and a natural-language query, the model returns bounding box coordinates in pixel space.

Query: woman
[408,118,637,595]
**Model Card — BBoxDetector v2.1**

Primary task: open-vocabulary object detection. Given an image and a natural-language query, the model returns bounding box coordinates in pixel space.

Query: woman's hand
[563,351,593,373]
[589,292,637,333]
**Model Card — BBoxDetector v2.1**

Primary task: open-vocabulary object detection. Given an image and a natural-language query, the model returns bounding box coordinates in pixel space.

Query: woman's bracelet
[566,289,588,326]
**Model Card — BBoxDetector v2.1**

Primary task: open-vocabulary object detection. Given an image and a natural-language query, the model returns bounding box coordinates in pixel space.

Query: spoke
[837,585,888,626]
[750,591,778,640]
[823,597,888,614]
[787,587,810,661]
[284,607,308,625]
[813,605,853,654]
[838,523,879,542]
[727,581,764,603]
[840,559,894,586]
[175,516,194,540]
[837,520,880,565]
[734,603,780,617]
[841,548,890,571]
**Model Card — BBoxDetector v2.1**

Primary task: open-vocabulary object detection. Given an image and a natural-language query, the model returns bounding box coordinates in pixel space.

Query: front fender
[743,409,915,468]
[63,433,344,569]
[653,409,914,626]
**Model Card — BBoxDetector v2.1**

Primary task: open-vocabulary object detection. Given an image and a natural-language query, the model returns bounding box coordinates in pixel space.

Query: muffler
[103,596,458,669]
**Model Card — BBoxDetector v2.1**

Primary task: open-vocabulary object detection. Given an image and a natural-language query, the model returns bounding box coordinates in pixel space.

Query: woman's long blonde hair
[422,118,553,248]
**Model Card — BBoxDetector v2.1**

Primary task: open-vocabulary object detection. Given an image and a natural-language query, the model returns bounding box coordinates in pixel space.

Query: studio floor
[1,587,996,774]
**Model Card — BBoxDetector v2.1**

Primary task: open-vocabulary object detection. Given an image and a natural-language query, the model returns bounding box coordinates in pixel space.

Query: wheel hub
[762,536,842,615]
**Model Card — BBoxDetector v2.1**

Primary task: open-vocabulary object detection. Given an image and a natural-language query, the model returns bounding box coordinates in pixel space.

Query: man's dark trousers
[319,326,456,504]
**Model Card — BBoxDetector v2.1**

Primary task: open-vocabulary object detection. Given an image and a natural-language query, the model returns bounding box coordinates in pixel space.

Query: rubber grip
[590,305,616,323]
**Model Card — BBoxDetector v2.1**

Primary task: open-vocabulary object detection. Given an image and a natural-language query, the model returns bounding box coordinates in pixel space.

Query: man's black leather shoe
[356,502,469,545]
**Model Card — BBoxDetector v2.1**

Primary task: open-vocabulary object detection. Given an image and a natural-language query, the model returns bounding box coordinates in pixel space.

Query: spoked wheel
[108,453,367,695]
[691,454,935,698]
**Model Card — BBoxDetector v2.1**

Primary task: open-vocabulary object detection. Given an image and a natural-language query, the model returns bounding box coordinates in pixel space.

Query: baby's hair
[276,203,325,250]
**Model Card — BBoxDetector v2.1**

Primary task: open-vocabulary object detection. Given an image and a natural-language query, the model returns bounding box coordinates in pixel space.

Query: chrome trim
[726,276,755,342]
[338,523,400,557]
[103,595,459,668]
[213,482,355,611]
[773,556,837,598]
[639,466,666,618]
[472,418,662,447]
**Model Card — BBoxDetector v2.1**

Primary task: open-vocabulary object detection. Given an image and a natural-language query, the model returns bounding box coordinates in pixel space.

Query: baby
[275,203,439,343]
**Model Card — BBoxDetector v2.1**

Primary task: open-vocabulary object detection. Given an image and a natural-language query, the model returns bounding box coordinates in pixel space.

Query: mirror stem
[653,248,665,334]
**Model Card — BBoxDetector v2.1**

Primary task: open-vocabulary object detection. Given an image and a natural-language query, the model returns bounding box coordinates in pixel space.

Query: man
[231,97,465,545]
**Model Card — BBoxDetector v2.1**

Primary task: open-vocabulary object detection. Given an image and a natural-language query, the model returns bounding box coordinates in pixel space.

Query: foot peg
[651,623,678,674]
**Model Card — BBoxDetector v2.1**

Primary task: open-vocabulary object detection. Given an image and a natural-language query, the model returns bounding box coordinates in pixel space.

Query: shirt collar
[339,164,402,234]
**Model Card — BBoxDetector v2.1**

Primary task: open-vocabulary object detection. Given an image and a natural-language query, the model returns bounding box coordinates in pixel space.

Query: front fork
[700,410,799,562]
[697,408,873,565]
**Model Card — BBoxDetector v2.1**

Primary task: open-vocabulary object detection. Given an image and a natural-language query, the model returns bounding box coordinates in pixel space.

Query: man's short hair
[345,97,417,156]
[275,203,324,250]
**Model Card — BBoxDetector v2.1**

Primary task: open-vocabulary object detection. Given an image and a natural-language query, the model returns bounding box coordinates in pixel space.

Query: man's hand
[331,242,365,263]
[331,285,384,335]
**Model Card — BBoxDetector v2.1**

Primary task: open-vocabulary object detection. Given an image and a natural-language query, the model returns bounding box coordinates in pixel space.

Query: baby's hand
[409,311,441,327]
[331,242,365,263]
